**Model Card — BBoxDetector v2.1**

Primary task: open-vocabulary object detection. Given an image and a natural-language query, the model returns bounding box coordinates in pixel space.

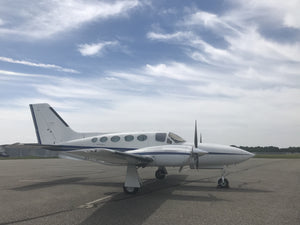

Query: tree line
[230,146,300,153]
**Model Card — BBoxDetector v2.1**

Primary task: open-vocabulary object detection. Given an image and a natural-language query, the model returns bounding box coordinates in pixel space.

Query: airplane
[3,103,254,194]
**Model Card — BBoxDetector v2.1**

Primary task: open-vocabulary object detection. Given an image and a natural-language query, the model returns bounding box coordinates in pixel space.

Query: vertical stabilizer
[30,103,81,144]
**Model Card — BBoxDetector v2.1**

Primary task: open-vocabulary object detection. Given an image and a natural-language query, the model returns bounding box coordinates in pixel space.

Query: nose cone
[245,150,255,159]
[238,148,255,160]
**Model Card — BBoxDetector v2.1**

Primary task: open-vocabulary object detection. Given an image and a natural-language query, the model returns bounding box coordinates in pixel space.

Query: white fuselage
[59,131,253,168]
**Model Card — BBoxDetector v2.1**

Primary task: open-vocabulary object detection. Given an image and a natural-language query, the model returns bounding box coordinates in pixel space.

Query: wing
[1,143,153,166]
[60,148,153,166]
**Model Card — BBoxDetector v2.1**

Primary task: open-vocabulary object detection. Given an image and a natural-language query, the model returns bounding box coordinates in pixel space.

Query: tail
[30,103,99,145]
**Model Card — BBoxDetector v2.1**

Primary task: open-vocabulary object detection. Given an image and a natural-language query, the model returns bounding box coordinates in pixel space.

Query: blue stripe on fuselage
[31,144,250,156]
[135,152,191,156]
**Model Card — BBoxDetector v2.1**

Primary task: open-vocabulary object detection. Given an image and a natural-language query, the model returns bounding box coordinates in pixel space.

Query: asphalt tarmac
[0,158,299,225]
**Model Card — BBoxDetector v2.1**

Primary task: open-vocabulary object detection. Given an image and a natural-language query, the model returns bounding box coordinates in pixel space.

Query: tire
[155,170,166,180]
[123,186,139,194]
[217,178,229,188]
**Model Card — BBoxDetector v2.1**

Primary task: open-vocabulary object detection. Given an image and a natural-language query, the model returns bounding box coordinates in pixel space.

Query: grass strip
[254,153,300,159]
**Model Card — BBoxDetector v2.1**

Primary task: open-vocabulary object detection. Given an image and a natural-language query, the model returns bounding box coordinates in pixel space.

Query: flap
[60,148,154,166]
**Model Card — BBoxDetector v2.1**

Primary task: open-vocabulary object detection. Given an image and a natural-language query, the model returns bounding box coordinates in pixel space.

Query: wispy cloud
[0,69,51,78]
[228,0,300,29]
[1,1,300,147]
[78,41,119,56]
[0,0,140,39]
[0,56,79,73]
[147,7,300,89]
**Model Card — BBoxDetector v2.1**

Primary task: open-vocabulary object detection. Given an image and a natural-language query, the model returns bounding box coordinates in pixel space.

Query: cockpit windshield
[168,132,185,143]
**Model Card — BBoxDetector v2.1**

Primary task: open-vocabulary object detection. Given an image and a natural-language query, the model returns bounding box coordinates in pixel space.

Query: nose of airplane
[240,148,255,159]
[247,151,255,159]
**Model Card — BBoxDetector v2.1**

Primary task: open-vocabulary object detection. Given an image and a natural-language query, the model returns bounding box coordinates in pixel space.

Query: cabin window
[155,133,166,142]
[125,135,134,142]
[91,137,98,143]
[167,138,172,144]
[111,136,121,142]
[137,134,147,141]
[100,137,108,142]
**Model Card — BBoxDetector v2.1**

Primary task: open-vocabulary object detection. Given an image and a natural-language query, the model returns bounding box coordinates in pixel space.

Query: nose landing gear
[217,177,229,188]
[217,166,229,188]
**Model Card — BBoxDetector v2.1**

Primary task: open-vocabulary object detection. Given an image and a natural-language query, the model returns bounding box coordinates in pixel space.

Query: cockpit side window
[155,133,167,142]
[168,132,185,143]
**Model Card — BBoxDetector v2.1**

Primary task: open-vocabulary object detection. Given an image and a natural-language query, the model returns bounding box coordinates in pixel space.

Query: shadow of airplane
[9,173,272,225]
[78,174,271,225]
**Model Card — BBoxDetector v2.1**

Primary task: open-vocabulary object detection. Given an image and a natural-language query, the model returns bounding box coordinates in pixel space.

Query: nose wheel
[217,178,229,188]
[217,166,229,188]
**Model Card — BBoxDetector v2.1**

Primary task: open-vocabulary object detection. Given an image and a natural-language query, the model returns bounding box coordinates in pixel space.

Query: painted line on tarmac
[78,195,113,209]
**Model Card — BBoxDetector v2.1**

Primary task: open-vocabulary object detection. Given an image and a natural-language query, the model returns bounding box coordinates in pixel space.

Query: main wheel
[217,178,229,188]
[155,169,166,180]
[123,186,139,194]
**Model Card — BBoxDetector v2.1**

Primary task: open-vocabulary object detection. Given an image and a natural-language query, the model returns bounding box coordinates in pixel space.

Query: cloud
[1,1,300,147]
[78,41,119,56]
[109,72,154,84]
[0,69,51,78]
[0,56,79,73]
[228,0,300,29]
[147,6,300,89]
[147,31,192,41]
[34,79,111,99]
[0,0,140,39]
[1,61,299,147]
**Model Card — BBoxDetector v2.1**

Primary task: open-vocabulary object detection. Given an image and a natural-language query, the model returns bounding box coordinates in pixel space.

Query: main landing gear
[217,166,229,188]
[155,167,168,180]
[123,166,169,194]
[123,165,142,194]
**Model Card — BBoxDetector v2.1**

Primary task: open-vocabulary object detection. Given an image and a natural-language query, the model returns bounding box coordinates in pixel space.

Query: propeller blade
[190,121,207,170]
[178,166,184,173]
[194,120,198,148]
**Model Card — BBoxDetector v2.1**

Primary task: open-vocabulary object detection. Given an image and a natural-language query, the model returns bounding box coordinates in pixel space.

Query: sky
[0,0,299,147]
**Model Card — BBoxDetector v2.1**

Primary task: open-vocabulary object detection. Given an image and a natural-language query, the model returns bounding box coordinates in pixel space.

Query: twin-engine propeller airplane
[4,103,254,194]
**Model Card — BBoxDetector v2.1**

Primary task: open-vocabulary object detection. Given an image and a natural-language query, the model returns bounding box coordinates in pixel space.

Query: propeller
[194,120,198,148]
[190,120,206,169]
[178,121,207,172]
